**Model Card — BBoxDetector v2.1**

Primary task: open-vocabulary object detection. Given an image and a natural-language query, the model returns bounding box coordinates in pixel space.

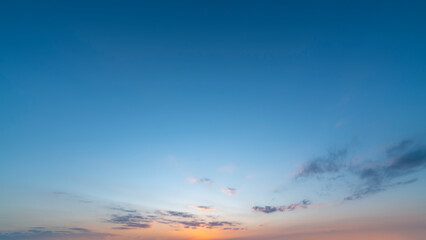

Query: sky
[1,0,426,239]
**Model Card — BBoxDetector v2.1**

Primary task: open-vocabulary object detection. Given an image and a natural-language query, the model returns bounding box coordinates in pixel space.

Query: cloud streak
[190,206,215,211]
[253,199,311,214]
[344,140,426,200]
[296,149,348,178]
[0,228,111,240]
[107,214,152,229]
[106,208,241,231]
[295,139,426,201]
[187,177,213,184]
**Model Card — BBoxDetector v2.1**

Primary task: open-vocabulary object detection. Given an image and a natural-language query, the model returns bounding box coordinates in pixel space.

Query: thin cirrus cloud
[296,149,348,178]
[190,205,215,211]
[108,206,137,213]
[52,191,93,204]
[0,228,111,240]
[252,199,311,214]
[222,187,237,196]
[344,139,426,200]
[187,177,213,184]
[160,210,194,218]
[107,214,152,229]
[106,207,242,231]
[295,139,426,201]
[187,177,237,198]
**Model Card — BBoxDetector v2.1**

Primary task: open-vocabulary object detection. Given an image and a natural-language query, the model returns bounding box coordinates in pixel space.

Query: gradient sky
[1,1,426,240]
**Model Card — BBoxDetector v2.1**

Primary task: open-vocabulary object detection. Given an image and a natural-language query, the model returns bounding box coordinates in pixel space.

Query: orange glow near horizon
[172,228,237,240]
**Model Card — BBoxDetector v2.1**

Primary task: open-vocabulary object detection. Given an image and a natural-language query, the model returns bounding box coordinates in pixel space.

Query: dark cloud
[343,140,426,200]
[176,220,204,227]
[296,149,347,178]
[170,220,237,229]
[0,228,111,240]
[252,199,311,214]
[107,209,242,231]
[387,146,426,174]
[295,139,426,201]
[386,139,414,156]
[206,221,235,227]
[107,214,152,229]
[166,211,194,218]
[252,206,281,214]
[223,227,244,231]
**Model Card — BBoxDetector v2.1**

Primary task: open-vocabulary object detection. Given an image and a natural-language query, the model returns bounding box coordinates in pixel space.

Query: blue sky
[1,1,426,240]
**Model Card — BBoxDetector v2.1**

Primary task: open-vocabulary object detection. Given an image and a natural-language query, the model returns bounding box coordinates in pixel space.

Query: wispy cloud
[52,191,93,204]
[0,228,111,240]
[252,199,311,214]
[296,149,348,178]
[187,177,213,184]
[162,211,194,218]
[109,206,137,213]
[107,214,152,229]
[344,140,426,200]
[295,139,426,201]
[106,208,241,231]
[190,206,215,211]
[222,187,237,196]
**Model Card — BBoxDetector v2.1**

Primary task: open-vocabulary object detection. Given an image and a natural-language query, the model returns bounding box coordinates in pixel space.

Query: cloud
[222,187,236,196]
[296,149,348,178]
[295,139,426,201]
[190,206,215,211]
[176,220,238,229]
[107,208,242,231]
[165,211,194,218]
[344,178,418,201]
[109,206,137,213]
[0,228,111,240]
[187,177,213,184]
[52,191,93,204]
[206,221,236,228]
[53,191,68,195]
[252,199,311,214]
[223,227,244,231]
[386,139,414,156]
[107,214,152,229]
[344,140,426,200]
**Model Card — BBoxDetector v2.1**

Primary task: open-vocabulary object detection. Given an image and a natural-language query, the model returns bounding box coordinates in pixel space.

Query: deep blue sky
[1,1,426,240]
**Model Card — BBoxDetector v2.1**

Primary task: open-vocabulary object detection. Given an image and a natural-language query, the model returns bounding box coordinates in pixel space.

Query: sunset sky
[1,1,426,240]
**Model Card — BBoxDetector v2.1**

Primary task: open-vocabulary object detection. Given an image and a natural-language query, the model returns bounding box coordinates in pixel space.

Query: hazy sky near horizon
[1,1,426,240]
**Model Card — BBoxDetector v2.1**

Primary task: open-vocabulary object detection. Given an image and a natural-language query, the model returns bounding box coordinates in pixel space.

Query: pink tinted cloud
[189,206,215,211]
[221,187,236,196]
